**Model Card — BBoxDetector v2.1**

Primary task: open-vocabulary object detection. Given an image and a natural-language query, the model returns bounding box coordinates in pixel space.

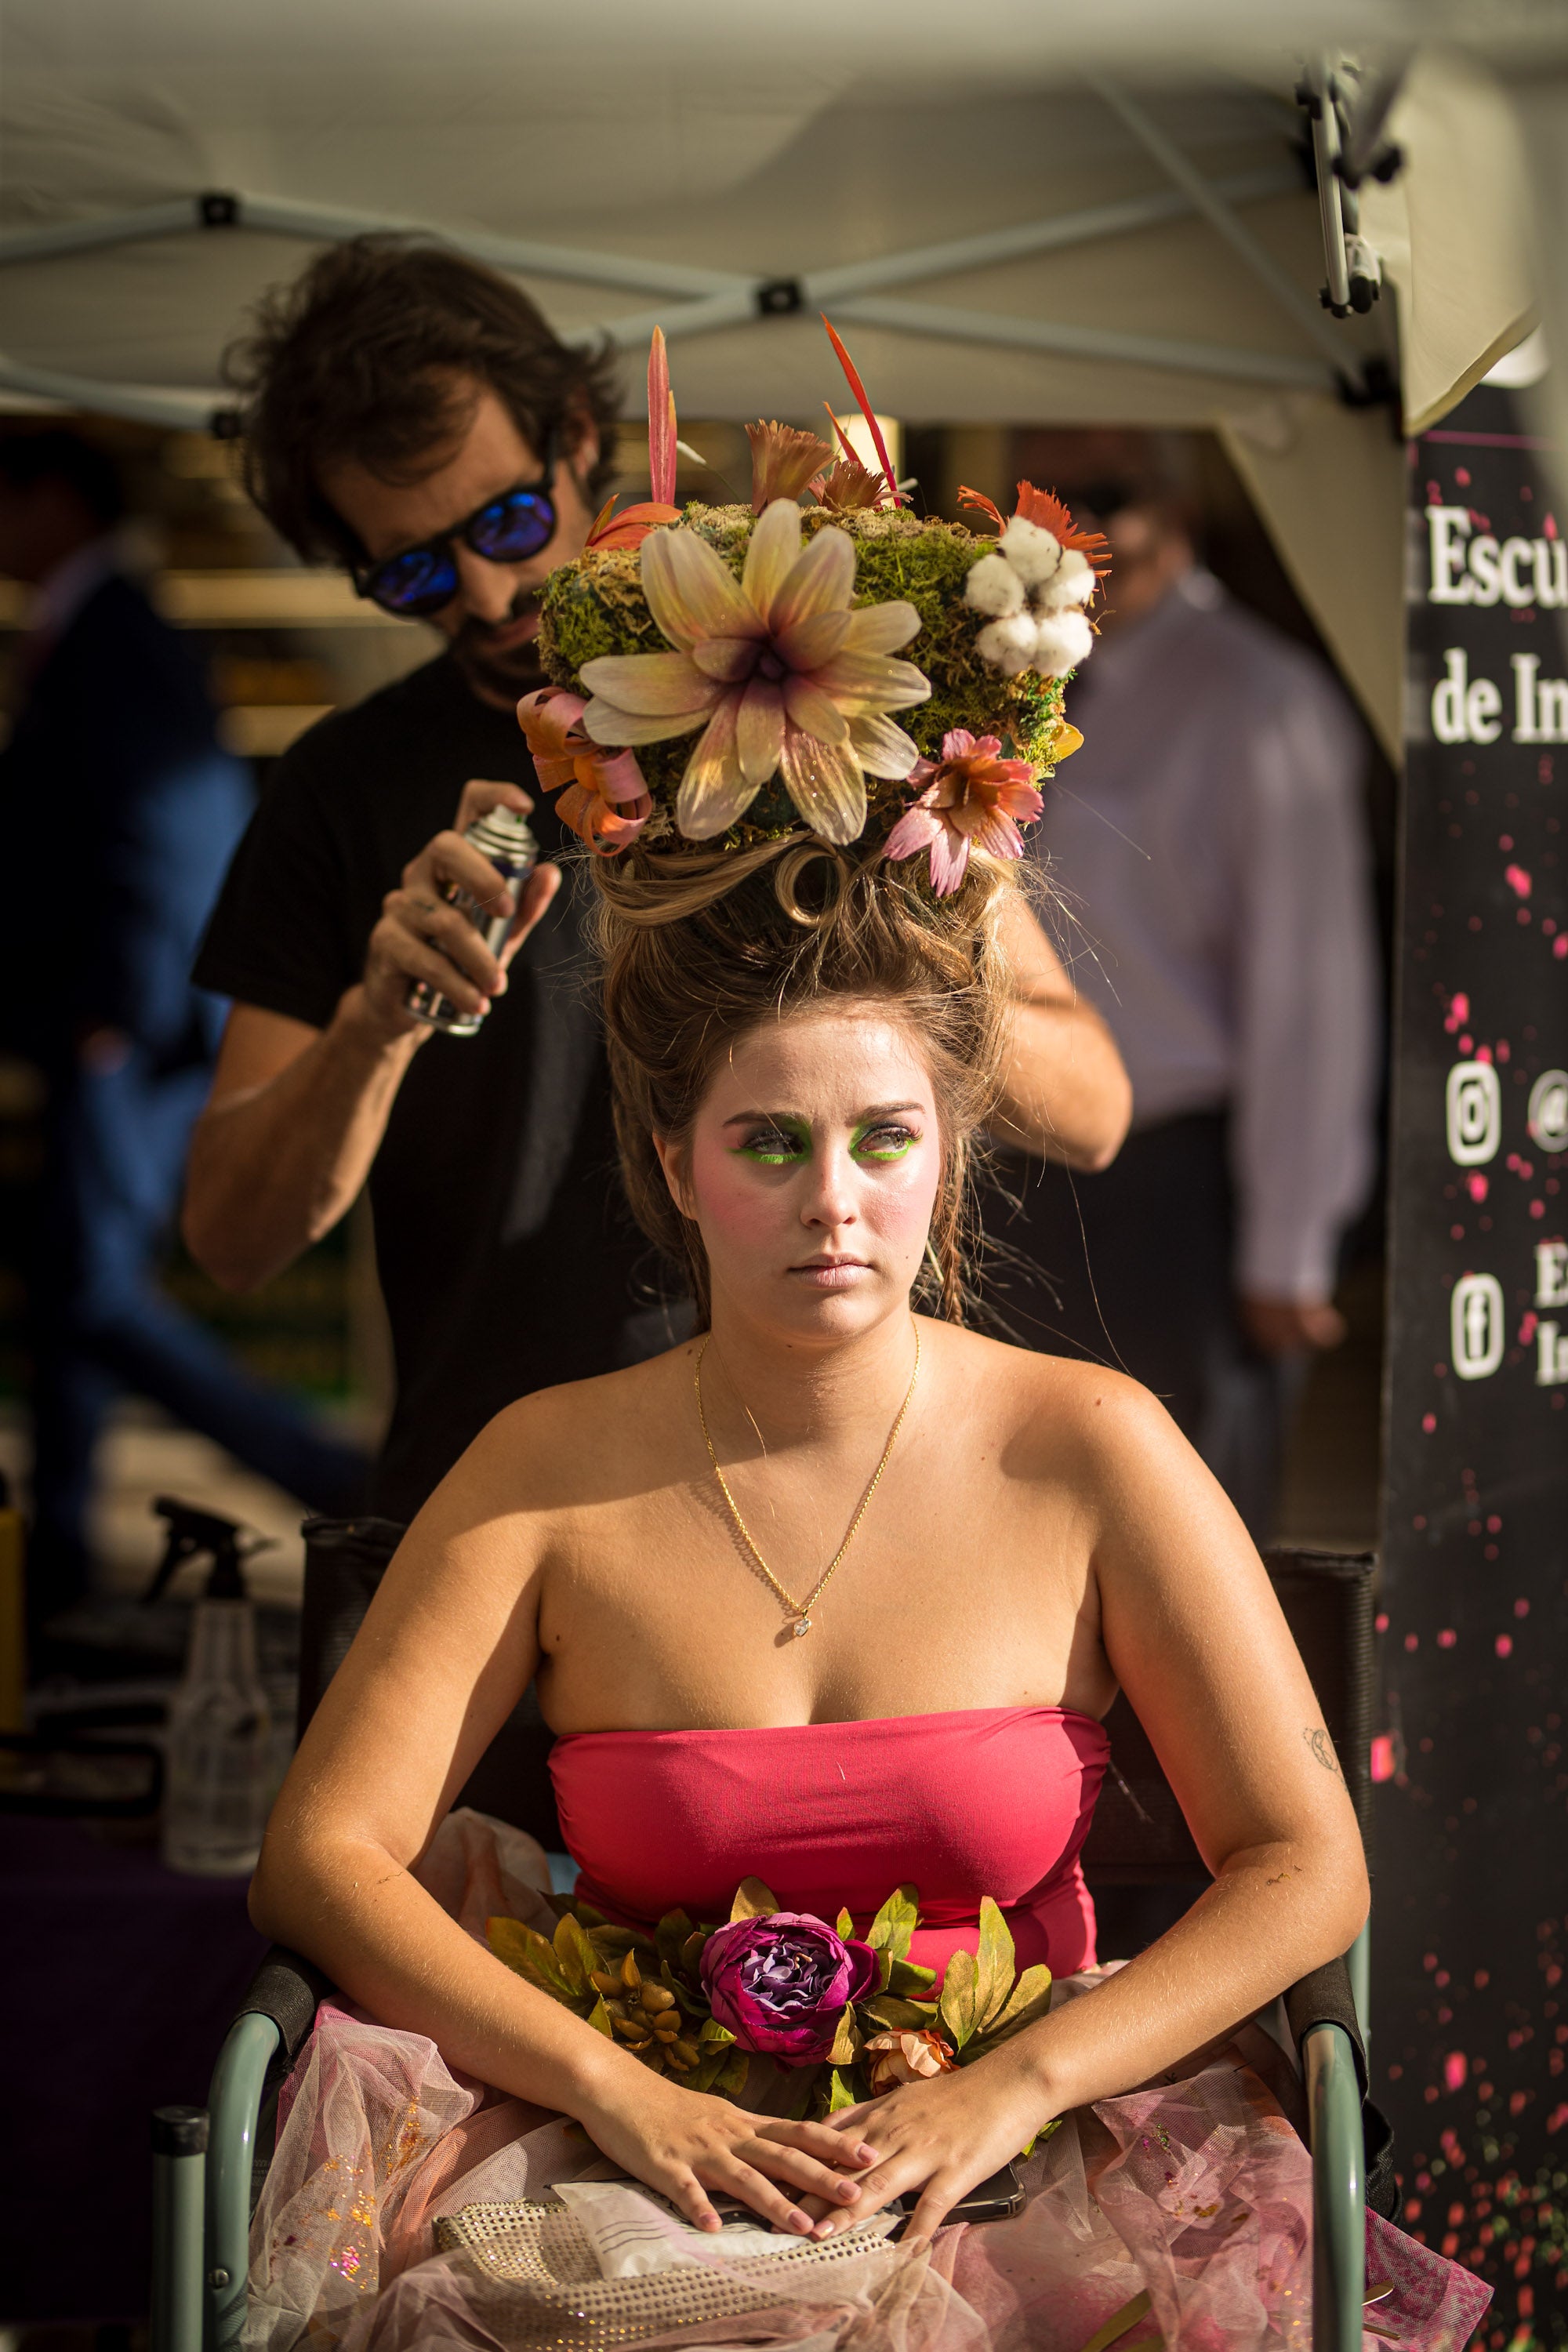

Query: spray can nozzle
[143,1497,277,1606]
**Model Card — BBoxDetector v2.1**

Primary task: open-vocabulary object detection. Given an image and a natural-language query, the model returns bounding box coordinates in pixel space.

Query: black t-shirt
[194,652,669,1520]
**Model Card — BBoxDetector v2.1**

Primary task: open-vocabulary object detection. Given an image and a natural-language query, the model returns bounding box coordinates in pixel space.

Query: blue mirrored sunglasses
[352,437,560,617]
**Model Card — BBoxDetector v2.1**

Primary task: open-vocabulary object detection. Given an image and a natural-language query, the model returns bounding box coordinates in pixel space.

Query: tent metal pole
[0,166,1299,298]
[801,166,1301,303]
[0,192,753,301]
[0,352,219,428]
[587,292,764,350]
[0,201,208,266]
[1089,78,1352,376]
[234,196,753,298]
[829,294,1331,390]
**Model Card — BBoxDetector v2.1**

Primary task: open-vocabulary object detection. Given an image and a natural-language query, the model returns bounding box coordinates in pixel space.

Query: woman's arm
[990,891,1131,1172]
[250,1403,879,2235]
[813,1377,1368,2237]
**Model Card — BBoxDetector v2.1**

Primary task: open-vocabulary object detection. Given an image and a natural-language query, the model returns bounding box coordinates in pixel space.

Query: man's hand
[1239,1295,1347,1357]
[360,778,561,1039]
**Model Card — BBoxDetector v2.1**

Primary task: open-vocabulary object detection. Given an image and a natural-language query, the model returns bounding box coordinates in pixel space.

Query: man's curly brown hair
[223,235,620,565]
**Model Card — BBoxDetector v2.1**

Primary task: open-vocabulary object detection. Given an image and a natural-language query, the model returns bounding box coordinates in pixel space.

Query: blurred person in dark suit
[997,484,1379,1541]
[0,429,366,1643]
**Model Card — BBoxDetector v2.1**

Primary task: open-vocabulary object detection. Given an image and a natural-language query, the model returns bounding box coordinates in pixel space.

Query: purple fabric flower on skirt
[700,1912,879,2063]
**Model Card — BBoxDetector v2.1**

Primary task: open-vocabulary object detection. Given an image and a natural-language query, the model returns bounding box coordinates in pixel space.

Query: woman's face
[658,1004,943,1341]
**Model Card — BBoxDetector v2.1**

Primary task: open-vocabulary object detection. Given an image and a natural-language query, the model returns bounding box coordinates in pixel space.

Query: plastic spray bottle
[149,1498,274,1876]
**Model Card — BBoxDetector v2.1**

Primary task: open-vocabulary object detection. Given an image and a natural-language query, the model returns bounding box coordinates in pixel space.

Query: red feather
[821,316,906,506]
[956,485,1007,535]
[647,328,677,510]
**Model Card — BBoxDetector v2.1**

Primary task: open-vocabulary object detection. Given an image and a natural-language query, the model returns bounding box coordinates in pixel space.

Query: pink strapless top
[549,1705,1109,1980]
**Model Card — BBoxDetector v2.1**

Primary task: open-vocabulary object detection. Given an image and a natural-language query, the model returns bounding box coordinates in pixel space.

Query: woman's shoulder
[458,1344,697,1508]
[937,1322,1189,1477]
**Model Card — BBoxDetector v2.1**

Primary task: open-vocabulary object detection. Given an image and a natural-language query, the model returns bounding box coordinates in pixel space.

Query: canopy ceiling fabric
[0,0,1561,757]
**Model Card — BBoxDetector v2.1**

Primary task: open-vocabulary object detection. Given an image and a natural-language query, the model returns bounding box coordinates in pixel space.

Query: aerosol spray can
[406,804,540,1037]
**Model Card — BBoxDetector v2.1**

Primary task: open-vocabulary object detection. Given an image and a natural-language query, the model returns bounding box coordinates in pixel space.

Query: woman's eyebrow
[719,1102,924,1130]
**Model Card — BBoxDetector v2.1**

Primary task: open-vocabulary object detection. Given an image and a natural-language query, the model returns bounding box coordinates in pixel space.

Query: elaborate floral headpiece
[519,323,1109,897]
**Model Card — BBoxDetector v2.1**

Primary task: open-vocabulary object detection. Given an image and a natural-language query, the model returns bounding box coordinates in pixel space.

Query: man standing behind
[186,238,1131,1534]
[0,430,366,1646]
[1005,488,1379,1539]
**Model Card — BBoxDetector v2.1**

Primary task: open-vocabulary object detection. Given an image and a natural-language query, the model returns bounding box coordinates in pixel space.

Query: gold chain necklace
[693,1322,920,1639]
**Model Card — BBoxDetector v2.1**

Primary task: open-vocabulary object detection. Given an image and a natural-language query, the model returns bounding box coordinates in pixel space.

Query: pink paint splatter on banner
[1466,1174,1488,1202]
[1370,1734,1396,1783]
[1421,1411,1437,1432]
[1496,1635,1514,1657]
[1438,1628,1457,1649]
[1443,992,1469,1033]
[1444,2052,1468,2092]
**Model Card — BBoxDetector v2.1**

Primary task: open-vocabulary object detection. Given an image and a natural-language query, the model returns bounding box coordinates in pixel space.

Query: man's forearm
[183,987,423,1290]
[993,996,1132,1171]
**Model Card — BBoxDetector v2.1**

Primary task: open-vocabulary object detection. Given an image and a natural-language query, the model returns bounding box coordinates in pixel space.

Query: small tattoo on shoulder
[1305,1726,1342,1777]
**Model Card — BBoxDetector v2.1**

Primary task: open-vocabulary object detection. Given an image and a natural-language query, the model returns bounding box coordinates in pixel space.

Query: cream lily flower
[578,500,930,844]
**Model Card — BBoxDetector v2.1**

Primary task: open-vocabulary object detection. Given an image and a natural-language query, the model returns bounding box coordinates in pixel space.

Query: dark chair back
[297,1515,563,1850]
[1080,1547,1374,1882]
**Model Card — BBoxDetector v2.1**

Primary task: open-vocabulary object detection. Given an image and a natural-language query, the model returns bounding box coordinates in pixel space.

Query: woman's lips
[789,1258,871,1290]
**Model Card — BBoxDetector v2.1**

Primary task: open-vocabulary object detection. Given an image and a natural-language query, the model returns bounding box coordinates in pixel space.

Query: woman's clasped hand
[808,2046,1056,2243]
[572,2064,882,2236]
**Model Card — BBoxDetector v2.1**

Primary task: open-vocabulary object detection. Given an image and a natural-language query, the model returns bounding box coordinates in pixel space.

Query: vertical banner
[1378,379,1568,2336]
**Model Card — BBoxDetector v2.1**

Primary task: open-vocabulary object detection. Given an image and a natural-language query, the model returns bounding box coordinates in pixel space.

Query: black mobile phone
[887,2161,1024,2238]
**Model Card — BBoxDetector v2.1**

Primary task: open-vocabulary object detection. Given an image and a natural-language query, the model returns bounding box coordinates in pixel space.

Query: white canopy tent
[2,0,1564,758]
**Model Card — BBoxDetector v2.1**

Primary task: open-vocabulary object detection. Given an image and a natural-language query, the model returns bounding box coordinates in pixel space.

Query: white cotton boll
[975,612,1040,677]
[1032,609,1094,675]
[963,552,1026,618]
[1029,608,1094,677]
[1036,549,1097,608]
[996,516,1062,590]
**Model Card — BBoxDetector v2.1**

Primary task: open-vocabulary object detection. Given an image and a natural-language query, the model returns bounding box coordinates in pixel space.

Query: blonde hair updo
[593,834,1018,1329]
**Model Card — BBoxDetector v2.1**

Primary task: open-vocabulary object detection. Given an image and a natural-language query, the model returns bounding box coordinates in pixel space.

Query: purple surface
[0,1814,267,2321]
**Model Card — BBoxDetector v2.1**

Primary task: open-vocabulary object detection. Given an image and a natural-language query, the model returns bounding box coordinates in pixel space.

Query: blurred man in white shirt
[997,488,1379,1537]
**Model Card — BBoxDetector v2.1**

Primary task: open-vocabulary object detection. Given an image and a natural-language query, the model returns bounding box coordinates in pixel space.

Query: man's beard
[449,588,548,704]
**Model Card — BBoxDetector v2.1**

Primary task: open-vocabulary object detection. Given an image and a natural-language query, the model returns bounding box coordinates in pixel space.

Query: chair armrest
[234,1943,335,2061]
[1304,2020,1366,2352]
[205,1947,335,2351]
[206,2011,280,2352]
[1283,1955,1368,2092]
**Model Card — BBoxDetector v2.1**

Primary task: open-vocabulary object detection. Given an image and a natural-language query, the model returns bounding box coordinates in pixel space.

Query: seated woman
[252,837,1481,2350]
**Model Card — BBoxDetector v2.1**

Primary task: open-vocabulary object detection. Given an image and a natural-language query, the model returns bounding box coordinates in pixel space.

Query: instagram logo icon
[1446,1059,1501,1166]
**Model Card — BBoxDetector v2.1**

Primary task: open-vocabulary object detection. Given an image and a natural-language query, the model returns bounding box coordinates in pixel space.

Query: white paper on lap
[552,2180,898,2279]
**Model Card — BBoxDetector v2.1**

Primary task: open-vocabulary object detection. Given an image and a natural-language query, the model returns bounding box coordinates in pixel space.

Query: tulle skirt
[246,1812,1489,2352]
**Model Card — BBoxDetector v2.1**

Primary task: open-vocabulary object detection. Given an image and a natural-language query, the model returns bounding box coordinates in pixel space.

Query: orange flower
[863,2028,957,2094]
[746,421,834,511]
[516,684,652,855]
[884,729,1042,895]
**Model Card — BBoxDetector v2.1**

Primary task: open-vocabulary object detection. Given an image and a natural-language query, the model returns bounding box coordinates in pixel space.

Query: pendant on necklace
[791,1615,812,1639]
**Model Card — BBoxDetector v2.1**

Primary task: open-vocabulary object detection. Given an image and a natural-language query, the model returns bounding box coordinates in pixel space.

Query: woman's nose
[801,1145,857,1229]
